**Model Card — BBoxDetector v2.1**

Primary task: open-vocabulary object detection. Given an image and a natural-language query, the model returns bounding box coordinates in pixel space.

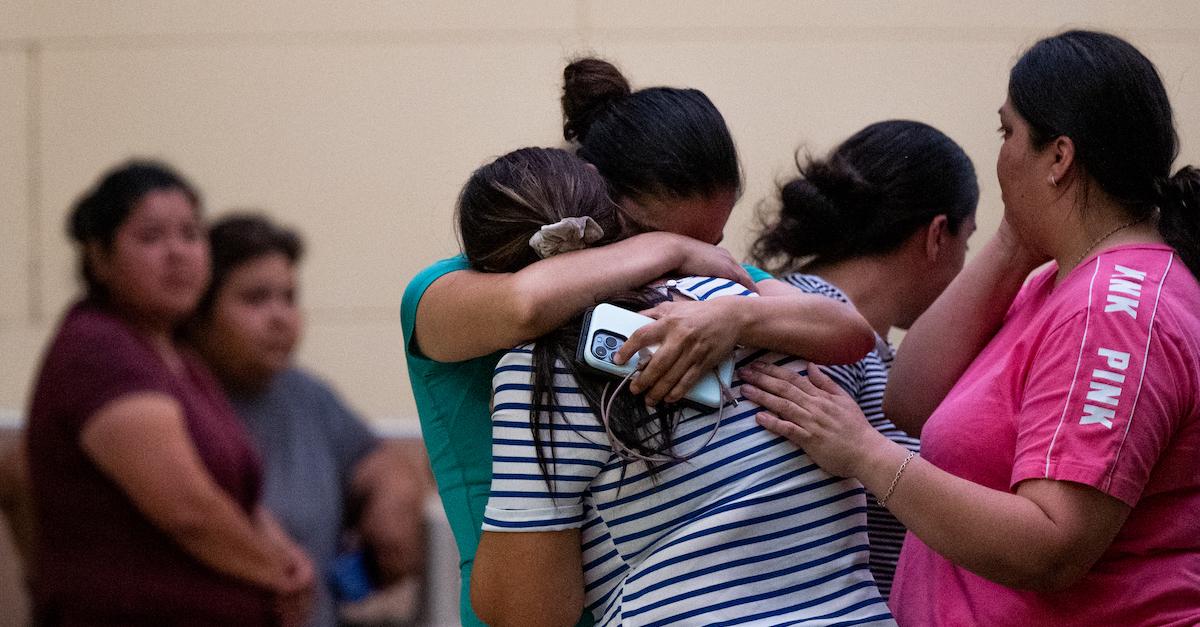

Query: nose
[268,298,298,330]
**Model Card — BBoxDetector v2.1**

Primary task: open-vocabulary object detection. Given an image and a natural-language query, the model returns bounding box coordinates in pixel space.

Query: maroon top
[26,300,274,625]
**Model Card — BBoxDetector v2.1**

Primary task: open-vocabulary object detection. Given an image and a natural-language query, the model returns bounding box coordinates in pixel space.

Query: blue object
[329,551,375,602]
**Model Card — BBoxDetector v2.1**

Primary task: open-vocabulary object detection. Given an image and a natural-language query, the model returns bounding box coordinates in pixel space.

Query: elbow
[827,310,875,365]
[155,491,225,546]
[997,552,1092,593]
[471,578,582,627]
[1009,567,1088,594]
[509,298,544,344]
[846,321,876,363]
[505,274,550,344]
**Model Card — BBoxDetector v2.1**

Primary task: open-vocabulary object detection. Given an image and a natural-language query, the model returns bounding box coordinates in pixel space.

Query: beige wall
[1,2,1198,428]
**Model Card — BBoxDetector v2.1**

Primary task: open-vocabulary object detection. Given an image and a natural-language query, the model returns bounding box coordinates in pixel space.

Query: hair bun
[776,176,843,255]
[1162,166,1200,209]
[562,58,632,143]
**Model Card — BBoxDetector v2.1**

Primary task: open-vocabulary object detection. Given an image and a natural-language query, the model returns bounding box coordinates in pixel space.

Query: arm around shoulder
[411,232,755,363]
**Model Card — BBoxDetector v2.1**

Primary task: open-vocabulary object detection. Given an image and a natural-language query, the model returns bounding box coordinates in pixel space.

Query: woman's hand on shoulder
[739,361,888,477]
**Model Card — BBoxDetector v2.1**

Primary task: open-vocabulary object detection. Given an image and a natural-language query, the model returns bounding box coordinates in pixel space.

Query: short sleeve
[312,376,379,487]
[54,312,175,432]
[401,255,471,361]
[482,347,610,533]
[742,264,774,283]
[1011,263,1187,506]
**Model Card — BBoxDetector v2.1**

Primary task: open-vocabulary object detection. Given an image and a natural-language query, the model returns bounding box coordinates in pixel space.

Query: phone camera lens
[604,336,619,349]
[593,345,607,360]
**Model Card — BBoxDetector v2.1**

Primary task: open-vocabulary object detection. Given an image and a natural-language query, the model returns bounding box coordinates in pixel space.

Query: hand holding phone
[578,304,733,408]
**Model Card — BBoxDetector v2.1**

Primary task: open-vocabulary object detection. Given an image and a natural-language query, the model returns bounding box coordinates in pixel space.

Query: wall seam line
[25,41,43,323]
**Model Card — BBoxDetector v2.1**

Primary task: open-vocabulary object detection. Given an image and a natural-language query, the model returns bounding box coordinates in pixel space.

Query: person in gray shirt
[190,213,430,626]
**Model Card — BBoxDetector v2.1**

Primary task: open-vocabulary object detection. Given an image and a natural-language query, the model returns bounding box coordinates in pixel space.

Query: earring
[1047,174,1057,187]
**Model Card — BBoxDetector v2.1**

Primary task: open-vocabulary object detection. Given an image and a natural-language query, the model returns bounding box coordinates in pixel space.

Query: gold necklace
[1070,215,1148,268]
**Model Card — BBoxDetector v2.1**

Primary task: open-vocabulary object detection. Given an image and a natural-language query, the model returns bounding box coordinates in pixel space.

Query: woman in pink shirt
[739,30,1200,625]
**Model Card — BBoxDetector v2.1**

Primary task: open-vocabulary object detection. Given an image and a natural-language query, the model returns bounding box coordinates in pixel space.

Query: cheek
[213,307,262,347]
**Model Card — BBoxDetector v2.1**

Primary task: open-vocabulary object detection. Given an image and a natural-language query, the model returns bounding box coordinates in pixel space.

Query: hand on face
[739,361,888,478]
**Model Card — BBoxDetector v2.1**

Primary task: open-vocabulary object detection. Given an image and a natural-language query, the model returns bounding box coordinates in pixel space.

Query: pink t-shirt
[891,244,1200,626]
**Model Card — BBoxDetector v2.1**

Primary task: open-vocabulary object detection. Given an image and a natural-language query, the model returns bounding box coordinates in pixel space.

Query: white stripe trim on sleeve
[1045,260,1103,476]
[1105,252,1173,491]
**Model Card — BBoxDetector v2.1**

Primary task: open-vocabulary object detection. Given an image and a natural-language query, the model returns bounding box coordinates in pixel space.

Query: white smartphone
[577,303,734,408]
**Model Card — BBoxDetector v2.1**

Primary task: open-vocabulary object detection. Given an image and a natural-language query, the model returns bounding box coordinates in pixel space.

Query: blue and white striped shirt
[483,276,894,626]
[781,273,919,600]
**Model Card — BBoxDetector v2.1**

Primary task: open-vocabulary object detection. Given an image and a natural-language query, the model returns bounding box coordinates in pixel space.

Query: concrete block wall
[1,2,1198,428]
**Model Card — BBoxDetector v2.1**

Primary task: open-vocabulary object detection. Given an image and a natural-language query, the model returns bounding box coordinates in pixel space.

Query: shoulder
[1039,246,1182,331]
[275,367,357,414]
[56,302,143,352]
[401,255,471,325]
[494,344,537,382]
[778,273,850,304]
[740,263,774,283]
[672,275,756,302]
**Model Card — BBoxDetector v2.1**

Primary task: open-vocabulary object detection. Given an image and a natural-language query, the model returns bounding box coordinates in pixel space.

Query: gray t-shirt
[231,368,378,627]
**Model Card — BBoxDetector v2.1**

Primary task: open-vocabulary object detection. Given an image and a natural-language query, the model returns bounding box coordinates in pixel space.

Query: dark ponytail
[561,57,741,205]
[751,120,978,274]
[1009,30,1200,277]
[1157,166,1200,276]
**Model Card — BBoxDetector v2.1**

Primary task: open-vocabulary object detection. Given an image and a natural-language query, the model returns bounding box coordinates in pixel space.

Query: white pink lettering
[1105,265,1146,318]
[1080,348,1131,429]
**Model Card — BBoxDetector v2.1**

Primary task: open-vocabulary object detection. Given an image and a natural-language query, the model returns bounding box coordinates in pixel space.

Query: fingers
[614,323,666,366]
[738,363,817,405]
[638,301,675,320]
[755,411,809,443]
[629,338,682,397]
[731,265,758,293]
[806,363,849,397]
[641,342,695,404]
[665,363,706,404]
[740,380,809,423]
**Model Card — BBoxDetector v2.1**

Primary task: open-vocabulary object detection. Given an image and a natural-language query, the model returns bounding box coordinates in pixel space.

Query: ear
[923,214,950,262]
[84,241,113,286]
[1047,135,1076,185]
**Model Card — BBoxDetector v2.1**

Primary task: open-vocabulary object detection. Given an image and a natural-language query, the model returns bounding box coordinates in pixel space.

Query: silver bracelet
[877,451,918,508]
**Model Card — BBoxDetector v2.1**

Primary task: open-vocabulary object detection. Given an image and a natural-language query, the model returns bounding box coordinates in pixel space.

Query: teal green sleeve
[742,263,774,283]
[400,254,470,360]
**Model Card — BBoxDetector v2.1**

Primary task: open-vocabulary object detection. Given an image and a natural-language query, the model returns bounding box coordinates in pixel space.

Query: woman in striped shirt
[466,146,895,626]
[748,120,980,596]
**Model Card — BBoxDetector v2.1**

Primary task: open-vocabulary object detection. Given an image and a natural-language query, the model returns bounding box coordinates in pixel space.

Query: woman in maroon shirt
[26,161,314,626]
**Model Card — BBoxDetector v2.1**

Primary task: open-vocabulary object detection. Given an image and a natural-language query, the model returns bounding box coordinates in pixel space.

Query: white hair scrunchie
[528,216,605,259]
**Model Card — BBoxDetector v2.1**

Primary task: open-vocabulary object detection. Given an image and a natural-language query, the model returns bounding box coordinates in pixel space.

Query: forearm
[857,441,1090,591]
[416,232,692,362]
[167,494,290,590]
[886,231,1043,434]
[732,295,874,365]
[472,531,584,627]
